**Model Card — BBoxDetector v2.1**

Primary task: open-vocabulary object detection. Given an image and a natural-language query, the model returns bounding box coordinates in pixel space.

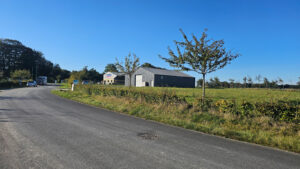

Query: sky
[1,0,300,84]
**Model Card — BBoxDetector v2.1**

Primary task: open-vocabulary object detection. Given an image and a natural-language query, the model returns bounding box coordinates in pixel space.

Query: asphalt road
[0,86,299,169]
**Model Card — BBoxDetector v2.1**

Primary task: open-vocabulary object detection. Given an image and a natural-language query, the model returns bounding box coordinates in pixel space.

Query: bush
[75,85,187,105]
[74,85,300,124]
[239,101,254,117]
[0,80,26,89]
[193,97,213,111]
[215,99,237,114]
[255,101,299,123]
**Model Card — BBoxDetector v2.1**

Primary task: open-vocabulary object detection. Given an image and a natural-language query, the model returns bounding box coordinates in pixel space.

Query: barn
[125,67,195,88]
[103,72,125,85]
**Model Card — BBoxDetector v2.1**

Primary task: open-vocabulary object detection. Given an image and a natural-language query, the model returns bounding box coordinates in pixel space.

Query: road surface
[0,86,299,169]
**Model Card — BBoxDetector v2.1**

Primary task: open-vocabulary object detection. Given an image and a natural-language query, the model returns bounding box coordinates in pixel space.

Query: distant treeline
[197,77,300,89]
[0,39,70,82]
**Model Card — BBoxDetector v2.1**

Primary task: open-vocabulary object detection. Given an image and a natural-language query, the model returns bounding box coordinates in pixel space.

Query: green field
[113,86,300,102]
[53,85,300,153]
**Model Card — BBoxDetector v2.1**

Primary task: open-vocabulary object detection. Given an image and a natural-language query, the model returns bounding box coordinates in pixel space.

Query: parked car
[27,81,37,87]
[82,80,89,85]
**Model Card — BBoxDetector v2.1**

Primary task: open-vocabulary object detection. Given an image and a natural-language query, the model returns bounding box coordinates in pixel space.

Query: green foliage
[215,99,237,114]
[76,85,187,104]
[103,64,118,73]
[10,69,31,80]
[193,97,213,111]
[0,79,26,89]
[159,29,240,100]
[74,85,300,123]
[255,101,299,123]
[0,39,70,82]
[240,101,254,116]
[68,66,102,84]
[141,62,164,69]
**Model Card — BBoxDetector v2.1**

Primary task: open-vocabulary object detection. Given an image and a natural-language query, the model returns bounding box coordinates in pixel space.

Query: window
[161,76,164,80]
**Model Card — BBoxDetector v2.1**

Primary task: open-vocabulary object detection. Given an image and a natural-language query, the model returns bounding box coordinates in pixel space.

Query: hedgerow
[75,85,299,123]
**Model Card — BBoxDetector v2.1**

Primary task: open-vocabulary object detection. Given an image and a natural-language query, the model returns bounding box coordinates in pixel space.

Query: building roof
[141,67,194,78]
[105,72,125,76]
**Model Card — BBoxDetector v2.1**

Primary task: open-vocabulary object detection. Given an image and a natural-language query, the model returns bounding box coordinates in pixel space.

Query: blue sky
[1,0,300,84]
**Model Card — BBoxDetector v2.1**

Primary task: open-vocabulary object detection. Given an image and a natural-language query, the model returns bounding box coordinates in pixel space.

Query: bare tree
[243,76,247,88]
[263,77,269,88]
[159,29,239,102]
[247,76,253,88]
[255,75,262,88]
[115,53,140,87]
[278,77,284,89]
[229,78,235,88]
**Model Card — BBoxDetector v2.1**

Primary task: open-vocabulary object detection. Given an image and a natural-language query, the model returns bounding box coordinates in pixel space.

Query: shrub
[74,85,300,124]
[0,80,26,89]
[239,101,254,117]
[193,97,213,111]
[215,99,237,114]
[75,85,187,105]
[255,100,299,123]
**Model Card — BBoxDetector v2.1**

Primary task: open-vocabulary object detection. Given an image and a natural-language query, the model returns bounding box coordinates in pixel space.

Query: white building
[103,72,125,85]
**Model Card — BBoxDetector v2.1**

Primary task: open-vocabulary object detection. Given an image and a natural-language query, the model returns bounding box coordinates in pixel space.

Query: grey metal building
[125,67,195,88]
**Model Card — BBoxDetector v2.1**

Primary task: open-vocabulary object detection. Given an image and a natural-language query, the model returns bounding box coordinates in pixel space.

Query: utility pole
[35,60,38,81]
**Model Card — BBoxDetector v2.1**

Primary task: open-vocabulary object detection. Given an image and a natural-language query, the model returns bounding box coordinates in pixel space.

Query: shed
[125,67,195,88]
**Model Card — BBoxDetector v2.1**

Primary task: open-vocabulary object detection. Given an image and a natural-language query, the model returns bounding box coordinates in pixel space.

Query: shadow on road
[0,96,15,100]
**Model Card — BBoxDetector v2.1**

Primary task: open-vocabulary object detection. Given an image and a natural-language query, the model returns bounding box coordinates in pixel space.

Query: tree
[255,75,262,83]
[0,39,70,82]
[11,69,31,81]
[159,29,239,101]
[103,64,118,73]
[141,62,156,68]
[141,62,164,69]
[243,76,247,88]
[247,76,253,88]
[255,74,262,88]
[297,77,300,86]
[278,77,283,89]
[263,77,269,88]
[209,77,221,88]
[197,79,203,87]
[67,66,101,84]
[229,78,235,88]
[115,53,140,87]
[270,79,278,88]
[87,68,102,82]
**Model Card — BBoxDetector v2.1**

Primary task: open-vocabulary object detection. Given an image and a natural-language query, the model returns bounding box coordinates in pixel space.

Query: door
[136,75,144,87]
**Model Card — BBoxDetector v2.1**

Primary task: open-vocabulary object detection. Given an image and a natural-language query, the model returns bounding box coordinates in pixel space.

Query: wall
[125,67,195,88]
[154,74,195,88]
[125,68,154,86]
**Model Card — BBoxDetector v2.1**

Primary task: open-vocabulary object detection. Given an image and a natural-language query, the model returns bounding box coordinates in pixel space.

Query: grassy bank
[52,85,300,153]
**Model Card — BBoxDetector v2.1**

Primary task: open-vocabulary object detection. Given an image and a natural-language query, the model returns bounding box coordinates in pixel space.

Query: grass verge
[52,88,300,153]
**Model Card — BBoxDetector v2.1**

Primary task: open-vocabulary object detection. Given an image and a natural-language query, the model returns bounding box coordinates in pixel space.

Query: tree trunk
[202,73,206,103]
[129,74,132,87]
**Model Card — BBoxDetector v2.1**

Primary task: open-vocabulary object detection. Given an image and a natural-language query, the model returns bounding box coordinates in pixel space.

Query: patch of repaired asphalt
[137,130,158,140]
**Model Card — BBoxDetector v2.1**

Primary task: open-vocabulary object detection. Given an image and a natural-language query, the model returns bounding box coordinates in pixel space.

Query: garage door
[136,75,144,87]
